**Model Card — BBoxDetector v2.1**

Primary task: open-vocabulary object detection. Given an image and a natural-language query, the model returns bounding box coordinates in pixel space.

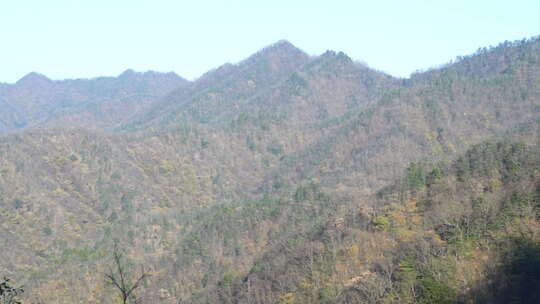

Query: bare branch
[105,242,150,304]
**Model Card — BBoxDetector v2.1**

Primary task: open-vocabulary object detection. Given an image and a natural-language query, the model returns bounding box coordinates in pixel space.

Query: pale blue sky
[1,0,539,83]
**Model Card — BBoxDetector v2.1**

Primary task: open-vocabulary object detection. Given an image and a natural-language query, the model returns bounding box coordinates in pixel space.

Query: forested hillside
[0,36,539,303]
[229,139,539,304]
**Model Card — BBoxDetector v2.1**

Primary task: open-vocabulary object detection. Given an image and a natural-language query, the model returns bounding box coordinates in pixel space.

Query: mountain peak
[16,72,51,86]
[258,39,305,56]
[241,39,309,70]
[118,69,138,78]
[270,39,297,49]
[194,40,309,85]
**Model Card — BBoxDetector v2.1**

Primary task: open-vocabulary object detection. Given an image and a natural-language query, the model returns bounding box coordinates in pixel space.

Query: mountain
[0,70,187,133]
[0,37,539,304]
[123,42,395,132]
[123,40,313,129]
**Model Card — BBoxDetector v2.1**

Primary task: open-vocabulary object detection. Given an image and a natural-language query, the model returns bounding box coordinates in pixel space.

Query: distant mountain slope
[0,70,187,133]
[258,35,540,197]
[122,40,313,129]
[123,41,395,131]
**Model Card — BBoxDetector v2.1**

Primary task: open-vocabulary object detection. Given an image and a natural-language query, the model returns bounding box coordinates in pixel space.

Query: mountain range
[0,69,186,133]
[0,37,539,304]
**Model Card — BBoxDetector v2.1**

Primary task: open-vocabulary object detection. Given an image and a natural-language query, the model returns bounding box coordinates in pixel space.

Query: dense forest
[0,36,539,303]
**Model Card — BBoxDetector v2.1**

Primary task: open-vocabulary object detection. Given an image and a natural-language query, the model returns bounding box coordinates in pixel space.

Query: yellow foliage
[395,229,418,241]
[299,278,314,290]
[427,131,437,141]
[335,183,347,191]
[380,201,423,239]
[488,178,502,191]
[373,216,391,230]
[52,187,69,196]
[432,143,443,154]
[159,159,176,174]
[348,243,359,257]
[278,292,298,304]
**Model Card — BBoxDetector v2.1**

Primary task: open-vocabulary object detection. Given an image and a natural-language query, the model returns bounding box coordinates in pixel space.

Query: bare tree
[105,243,149,304]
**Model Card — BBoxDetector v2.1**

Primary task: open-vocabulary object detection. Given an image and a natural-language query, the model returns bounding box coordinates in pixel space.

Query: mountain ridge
[4,69,185,85]
[0,69,188,133]
[0,36,539,304]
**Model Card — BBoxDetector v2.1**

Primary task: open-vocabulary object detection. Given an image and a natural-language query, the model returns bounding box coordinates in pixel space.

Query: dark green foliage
[426,162,445,185]
[42,226,53,236]
[0,277,23,304]
[121,193,135,213]
[500,239,540,304]
[108,211,118,222]
[246,136,256,151]
[405,162,427,188]
[454,141,535,183]
[404,161,446,189]
[360,139,539,304]
[58,247,104,264]
[287,72,308,95]
[12,199,23,209]
[266,140,283,156]
[293,183,323,202]
[417,275,454,304]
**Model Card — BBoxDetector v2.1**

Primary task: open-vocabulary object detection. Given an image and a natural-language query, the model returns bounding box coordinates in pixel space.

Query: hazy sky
[1,0,539,83]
